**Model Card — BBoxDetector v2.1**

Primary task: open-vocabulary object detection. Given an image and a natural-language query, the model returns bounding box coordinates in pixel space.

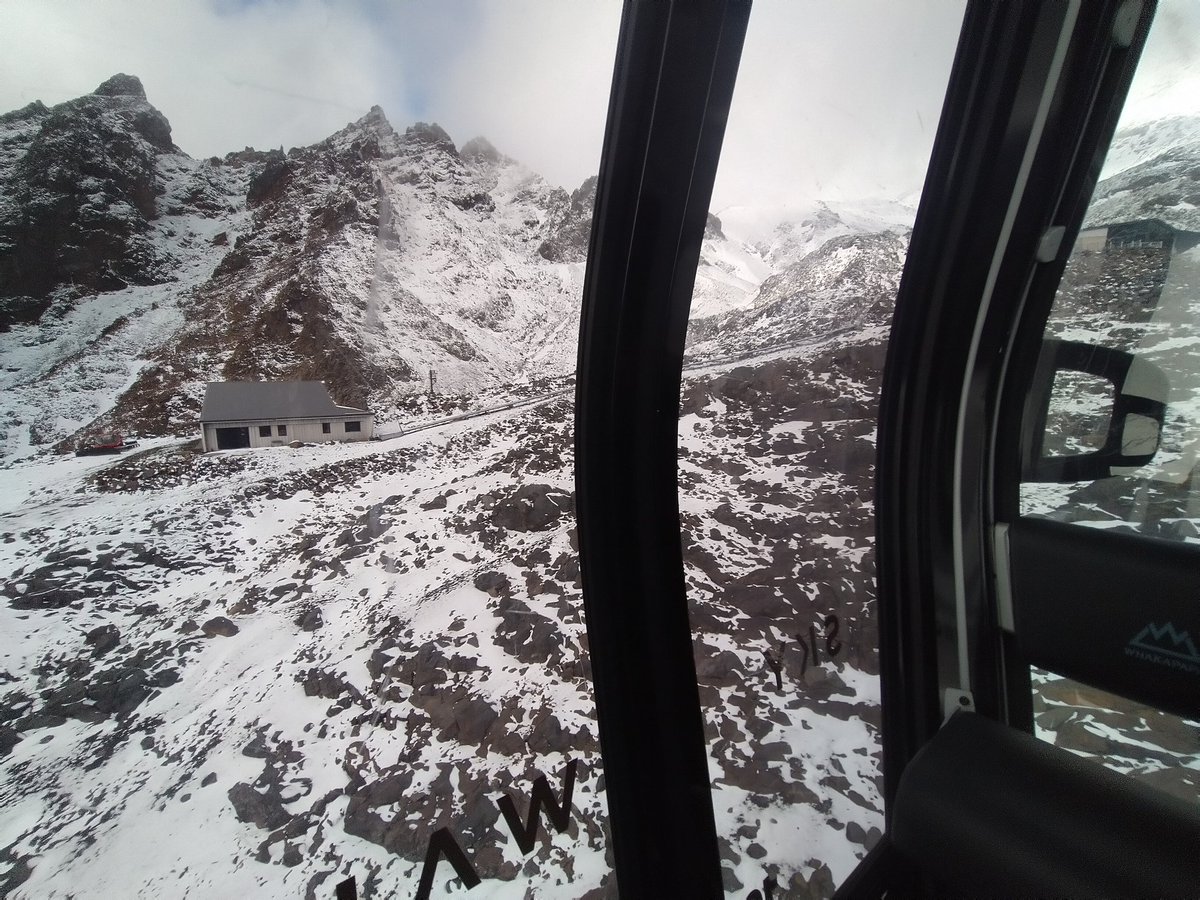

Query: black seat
[891,711,1200,897]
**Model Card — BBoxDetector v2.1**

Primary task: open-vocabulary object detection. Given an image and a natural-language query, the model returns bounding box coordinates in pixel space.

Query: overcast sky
[1,0,1197,210]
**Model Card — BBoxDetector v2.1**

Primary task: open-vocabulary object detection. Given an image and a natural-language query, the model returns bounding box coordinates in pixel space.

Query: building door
[215,426,250,450]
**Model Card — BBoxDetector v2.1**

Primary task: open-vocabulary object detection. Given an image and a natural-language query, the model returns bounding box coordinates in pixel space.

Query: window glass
[678,3,963,894]
[1018,1,1200,801]
[1019,5,1200,544]
[1033,668,1200,803]
[0,3,618,897]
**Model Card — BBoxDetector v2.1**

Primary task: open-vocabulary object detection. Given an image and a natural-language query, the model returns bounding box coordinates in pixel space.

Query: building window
[277,424,287,436]
[258,425,271,437]
[344,421,361,433]
[322,422,331,434]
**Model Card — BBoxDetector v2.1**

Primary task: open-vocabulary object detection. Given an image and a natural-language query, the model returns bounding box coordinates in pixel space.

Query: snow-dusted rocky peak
[535,176,597,264]
[716,199,916,271]
[1087,115,1200,232]
[1100,114,1200,180]
[81,105,596,442]
[0,74,180,328]
[320,105,398,156]
[687,231,909,360]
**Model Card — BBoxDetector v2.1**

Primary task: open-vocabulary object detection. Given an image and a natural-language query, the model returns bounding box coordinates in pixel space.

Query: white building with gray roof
[199,381,374,451]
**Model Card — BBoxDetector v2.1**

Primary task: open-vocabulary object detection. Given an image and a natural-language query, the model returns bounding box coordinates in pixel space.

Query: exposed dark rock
[34,665,161,721]
[298,668,360,702]
[228,782,291,831]
[450,191,494,212]
[0,100,48,125]
[694,643,744,687]
[537,175,597,263]
[201,616,239,637]
[705,212,725,240]
[403,121,457,154]
[246,152,295,207]
[488,483,573,532]
[473,571,511,597]
[494,595,565,667]
[0,726,21,756]
[0,844,33,896]
[0,76,177,326]
[85,624,121,655]
[94,73,147,99]
[295,606,323,632]
[787,864,836,900]
[721,867,743,892]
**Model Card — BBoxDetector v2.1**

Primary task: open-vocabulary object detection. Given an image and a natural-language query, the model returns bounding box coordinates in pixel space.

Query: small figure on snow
[763,643,785,692]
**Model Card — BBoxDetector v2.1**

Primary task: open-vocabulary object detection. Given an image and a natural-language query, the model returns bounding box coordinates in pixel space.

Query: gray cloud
[0,0,1194,209]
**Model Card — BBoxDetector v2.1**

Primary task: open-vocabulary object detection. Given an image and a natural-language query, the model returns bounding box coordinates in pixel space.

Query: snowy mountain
[3,96,597,452]
[0,73,180,327]
[1086,114,1200,232]
[1099,113,1200,181]
[686,231,908,360]
[715,199,915,270]
[0,77,788,458]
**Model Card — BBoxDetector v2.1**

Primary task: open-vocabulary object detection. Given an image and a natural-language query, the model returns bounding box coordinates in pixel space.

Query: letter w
[496,759,578,855]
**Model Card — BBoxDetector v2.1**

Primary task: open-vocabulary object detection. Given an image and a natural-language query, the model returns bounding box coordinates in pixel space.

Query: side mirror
[1023,339,1168,482]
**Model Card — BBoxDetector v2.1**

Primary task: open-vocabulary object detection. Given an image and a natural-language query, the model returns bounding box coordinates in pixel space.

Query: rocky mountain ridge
[0,75,929,458]
[0,74,180,326]
[0,77,613,454]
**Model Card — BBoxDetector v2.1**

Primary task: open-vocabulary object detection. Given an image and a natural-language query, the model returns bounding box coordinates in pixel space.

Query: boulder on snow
[84,624,120,656]
[473,571,511,597]
[295,606,323,632]
[201,616,239,637]
[488,484,573,532]
[227,782,290,831]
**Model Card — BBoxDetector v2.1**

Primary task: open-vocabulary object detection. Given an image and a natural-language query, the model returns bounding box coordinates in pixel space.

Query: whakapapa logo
[1125,621,1200,675]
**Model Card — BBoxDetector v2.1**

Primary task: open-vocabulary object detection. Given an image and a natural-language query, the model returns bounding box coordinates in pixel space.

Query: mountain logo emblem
[1125,622,1200,675]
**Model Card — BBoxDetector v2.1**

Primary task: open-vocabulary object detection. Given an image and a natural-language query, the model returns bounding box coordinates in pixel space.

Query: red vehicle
[74,432,129,456]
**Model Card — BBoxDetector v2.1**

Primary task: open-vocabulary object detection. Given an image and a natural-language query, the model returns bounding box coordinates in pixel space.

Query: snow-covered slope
[1088,114,1200,231]
[0,366,892,897]
[1100,114,1200,180]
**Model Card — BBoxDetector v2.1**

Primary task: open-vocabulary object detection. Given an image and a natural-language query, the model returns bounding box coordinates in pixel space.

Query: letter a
[497,759,578,855]
[414,827,481,900]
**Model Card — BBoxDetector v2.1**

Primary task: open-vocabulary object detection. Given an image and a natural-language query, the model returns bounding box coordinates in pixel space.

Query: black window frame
[344,420,361,433]
[277,424,287,436]
[322,422,331,434]
[574,2,749,895]
[258,425,271,437]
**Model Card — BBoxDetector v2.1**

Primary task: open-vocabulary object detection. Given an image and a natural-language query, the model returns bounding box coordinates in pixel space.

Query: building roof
[1083,217,1200,238]
[200,381,369,423]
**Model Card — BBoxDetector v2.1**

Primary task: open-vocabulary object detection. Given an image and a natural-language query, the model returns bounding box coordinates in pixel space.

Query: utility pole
[429,368,437,396]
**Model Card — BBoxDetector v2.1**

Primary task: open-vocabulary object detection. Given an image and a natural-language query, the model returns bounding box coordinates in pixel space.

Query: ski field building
[199,381,374,451]
[1073,218,1200,255]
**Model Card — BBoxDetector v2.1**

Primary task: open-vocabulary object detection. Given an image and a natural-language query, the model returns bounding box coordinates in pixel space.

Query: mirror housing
[1023,339,1168,482]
